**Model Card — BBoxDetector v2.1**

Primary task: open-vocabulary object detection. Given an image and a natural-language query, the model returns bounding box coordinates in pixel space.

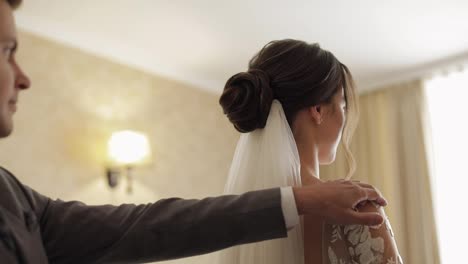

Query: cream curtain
[321,80,440,263]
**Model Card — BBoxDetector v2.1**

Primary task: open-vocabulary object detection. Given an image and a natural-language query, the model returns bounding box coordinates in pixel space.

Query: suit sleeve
[21,184,287,263]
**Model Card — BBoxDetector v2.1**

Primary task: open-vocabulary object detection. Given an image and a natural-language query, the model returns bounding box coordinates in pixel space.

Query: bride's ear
[308,105,323,125]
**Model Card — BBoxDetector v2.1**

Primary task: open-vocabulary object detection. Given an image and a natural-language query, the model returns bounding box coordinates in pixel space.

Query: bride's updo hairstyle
[219,39,359,177]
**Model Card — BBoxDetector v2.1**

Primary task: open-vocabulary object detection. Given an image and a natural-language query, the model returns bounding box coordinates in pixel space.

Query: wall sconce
[106,130,151,194]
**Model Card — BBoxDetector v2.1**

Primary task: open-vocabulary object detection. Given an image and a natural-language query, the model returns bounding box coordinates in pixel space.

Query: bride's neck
[296,142,320,184]
[292,118,321,185]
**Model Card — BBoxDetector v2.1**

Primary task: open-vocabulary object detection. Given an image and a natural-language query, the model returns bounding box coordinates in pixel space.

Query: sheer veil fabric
[215,100,305,264]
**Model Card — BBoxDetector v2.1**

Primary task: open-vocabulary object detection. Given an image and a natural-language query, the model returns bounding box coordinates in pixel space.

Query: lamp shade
[107,130,151,166]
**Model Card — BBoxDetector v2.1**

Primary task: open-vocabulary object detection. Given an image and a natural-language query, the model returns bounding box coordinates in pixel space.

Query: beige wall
[0,31,239,263]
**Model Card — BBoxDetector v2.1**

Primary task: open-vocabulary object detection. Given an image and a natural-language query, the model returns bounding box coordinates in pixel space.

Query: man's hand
[292,180,387,226]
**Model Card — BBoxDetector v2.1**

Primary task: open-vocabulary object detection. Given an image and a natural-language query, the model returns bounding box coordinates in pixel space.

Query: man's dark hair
[6,0,22,9]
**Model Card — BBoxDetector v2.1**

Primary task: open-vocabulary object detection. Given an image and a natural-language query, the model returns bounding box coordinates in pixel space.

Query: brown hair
[5,0,22,9]
[220,39,359,178]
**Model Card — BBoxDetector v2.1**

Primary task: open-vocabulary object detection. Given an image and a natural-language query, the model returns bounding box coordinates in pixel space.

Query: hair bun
[219,69,274,133]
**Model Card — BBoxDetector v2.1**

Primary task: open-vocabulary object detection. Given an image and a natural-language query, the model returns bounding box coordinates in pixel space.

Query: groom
[0,0,387,263]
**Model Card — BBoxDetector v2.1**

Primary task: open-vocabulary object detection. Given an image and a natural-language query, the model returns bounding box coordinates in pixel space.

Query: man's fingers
[347,211,385,226]
[357,187,388,207]
[336,179,352,184]
[355,182,373,189]
[356,183,384,198]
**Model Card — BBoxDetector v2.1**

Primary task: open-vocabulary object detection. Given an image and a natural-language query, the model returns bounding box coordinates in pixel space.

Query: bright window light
[425,67,468,264]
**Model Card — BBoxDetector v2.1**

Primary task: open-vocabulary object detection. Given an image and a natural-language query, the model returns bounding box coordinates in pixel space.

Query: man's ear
[308,105,323,125]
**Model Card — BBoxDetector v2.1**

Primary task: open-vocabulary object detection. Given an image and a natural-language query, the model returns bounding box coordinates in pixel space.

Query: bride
[216,39,403,263]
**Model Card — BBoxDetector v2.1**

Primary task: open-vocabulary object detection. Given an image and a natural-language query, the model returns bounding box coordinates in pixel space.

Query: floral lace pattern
[344,225,384,262]
[325,204,403,264]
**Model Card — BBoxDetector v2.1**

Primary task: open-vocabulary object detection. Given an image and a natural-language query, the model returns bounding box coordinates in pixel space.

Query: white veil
[215,99,304,264]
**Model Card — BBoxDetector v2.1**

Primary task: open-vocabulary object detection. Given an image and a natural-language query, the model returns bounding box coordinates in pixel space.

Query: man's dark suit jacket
[0,167,287,263]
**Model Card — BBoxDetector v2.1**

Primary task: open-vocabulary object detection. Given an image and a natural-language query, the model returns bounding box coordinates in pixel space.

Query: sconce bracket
[106,168,121,188]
